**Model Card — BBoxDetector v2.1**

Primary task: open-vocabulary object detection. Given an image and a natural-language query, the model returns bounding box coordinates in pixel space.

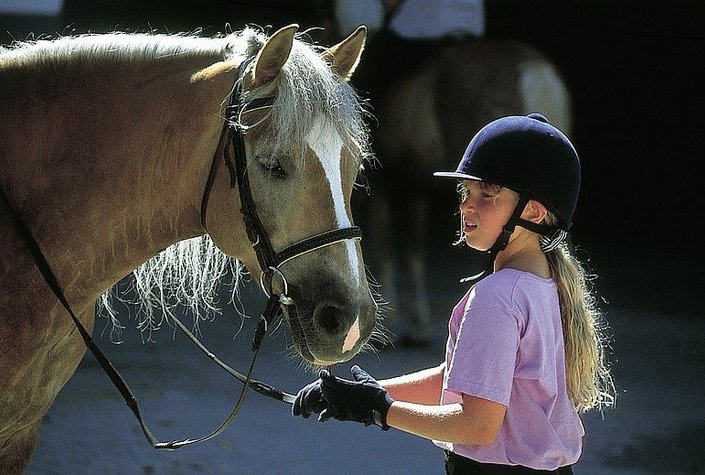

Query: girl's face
[457,180,519,251]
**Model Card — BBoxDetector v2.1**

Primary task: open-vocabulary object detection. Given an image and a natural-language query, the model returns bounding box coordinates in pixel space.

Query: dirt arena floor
[24,254,705,475]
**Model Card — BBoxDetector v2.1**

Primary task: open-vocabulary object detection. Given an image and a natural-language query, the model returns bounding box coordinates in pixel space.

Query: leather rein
[0,57,362,450]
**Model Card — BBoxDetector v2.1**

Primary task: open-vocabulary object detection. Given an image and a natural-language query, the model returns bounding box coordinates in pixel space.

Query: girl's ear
[524,199,548,224]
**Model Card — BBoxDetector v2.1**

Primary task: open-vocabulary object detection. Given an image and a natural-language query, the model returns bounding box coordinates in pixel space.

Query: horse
[352,35,573,345]
[0,23,380,473]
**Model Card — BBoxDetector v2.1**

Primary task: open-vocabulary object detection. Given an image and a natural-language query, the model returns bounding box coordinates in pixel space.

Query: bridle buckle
[260,266,294,306]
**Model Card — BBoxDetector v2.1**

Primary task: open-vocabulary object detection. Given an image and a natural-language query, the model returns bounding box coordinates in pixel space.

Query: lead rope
[0,57,296,451]
[0,180,293,449]
[5,52,364,449]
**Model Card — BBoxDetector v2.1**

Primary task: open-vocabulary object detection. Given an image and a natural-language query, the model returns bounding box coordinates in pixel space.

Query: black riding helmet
[434,113,580,276]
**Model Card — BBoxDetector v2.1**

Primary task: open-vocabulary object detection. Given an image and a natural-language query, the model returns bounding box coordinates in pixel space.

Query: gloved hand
[319,365,394,430]
[292,378,327,419]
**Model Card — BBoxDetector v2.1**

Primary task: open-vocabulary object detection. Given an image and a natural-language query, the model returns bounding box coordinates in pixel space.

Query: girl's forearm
[379,363,445,404]
[385,397,505,446]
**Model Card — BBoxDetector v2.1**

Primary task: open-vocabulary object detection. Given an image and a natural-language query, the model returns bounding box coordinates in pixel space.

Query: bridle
[201,56,362,334]
[0,56,363,449]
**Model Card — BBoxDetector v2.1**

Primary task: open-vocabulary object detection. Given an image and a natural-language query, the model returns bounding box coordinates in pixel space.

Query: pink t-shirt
[433,268,584,470]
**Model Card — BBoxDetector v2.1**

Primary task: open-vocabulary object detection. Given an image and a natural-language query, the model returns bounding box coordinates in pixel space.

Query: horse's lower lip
[313,358,336,365]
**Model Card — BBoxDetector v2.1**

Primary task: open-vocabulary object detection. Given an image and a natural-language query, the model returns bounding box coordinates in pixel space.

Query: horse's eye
[256,156,286,179]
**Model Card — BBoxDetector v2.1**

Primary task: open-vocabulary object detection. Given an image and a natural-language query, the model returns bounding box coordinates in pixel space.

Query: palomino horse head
[200,25,377,365]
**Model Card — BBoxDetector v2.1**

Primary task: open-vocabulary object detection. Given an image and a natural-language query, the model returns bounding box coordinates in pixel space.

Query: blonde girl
[292,113,615,474]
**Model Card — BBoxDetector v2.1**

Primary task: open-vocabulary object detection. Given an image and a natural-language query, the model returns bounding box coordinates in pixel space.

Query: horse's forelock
[239,31,372,167]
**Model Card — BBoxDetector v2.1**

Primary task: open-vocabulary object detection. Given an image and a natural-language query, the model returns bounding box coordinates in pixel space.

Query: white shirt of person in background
[334,0,485,39]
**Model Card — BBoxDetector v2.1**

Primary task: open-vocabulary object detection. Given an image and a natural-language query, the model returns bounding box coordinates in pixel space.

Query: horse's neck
[5,54,235,308]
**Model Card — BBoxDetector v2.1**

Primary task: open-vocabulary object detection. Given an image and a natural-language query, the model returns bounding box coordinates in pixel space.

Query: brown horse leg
[366,192,399,332]
[0,420,41,475]
[399,193,432,347]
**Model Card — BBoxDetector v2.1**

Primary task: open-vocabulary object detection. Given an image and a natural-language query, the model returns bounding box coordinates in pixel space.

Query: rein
[1,56,361,450]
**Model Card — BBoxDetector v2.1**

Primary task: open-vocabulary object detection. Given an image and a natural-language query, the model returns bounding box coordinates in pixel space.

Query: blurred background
[2,1,704,473]
[3,0,701,313]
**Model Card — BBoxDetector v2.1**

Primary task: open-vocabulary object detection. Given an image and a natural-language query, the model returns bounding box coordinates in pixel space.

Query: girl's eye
[256,156,286,178]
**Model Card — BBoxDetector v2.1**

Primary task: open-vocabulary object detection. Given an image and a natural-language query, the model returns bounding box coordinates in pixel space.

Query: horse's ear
[250,24,298,87]
[322,25,367,81]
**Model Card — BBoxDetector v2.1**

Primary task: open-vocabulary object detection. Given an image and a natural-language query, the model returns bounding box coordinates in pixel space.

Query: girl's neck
[494,235,551,278]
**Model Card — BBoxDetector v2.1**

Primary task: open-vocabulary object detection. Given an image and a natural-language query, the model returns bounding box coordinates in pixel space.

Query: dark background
[3,3,705,473]
[2,0,703,316]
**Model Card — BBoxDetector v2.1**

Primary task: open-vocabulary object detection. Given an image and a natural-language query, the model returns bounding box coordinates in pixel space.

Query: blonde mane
[43,26,376,340]
[1,30,236,70]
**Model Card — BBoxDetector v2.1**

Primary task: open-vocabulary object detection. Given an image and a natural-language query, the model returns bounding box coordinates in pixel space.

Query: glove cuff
[372,393,395,430]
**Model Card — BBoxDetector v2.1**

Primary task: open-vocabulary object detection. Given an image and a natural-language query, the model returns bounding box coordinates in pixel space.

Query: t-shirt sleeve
[445,287,520,406]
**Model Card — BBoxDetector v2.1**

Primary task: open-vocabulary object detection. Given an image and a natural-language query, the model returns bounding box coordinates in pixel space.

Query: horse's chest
[0,233,89,430]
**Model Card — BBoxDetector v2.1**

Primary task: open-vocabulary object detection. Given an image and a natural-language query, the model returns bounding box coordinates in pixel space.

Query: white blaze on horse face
[306,115,361,285]
[342,317,360,353]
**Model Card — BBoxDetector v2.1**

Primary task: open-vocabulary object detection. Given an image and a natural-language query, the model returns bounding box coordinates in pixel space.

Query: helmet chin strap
[460,194,558,283]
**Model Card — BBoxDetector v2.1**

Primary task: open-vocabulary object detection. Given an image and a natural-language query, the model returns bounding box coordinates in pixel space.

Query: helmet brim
[433,171,484,181]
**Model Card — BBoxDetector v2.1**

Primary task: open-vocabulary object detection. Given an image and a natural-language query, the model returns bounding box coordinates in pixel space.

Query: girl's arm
[381,363,507,445]
[379,362,446,405]
[386,393,506,446]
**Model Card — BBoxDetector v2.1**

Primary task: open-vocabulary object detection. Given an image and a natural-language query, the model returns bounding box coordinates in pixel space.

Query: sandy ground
[24,270,705,475]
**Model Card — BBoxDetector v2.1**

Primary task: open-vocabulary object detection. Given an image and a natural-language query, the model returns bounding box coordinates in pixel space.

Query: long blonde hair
[544,214,615,412]
[455,182,615,411]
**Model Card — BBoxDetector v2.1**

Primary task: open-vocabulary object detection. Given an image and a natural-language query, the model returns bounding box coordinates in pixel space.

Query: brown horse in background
[352,35,573,345]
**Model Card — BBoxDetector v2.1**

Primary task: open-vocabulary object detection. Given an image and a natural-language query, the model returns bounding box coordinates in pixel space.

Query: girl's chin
[464,237,490,252]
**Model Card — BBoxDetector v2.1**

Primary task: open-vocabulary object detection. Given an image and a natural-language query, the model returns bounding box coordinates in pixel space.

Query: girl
[292,113,615,473]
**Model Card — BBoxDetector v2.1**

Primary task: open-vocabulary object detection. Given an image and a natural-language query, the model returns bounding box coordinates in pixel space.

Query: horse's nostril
[313,304,345,337]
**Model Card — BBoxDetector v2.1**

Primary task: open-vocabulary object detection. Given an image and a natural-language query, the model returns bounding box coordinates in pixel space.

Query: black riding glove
[292,378,327,419]
[319,365,394,430]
